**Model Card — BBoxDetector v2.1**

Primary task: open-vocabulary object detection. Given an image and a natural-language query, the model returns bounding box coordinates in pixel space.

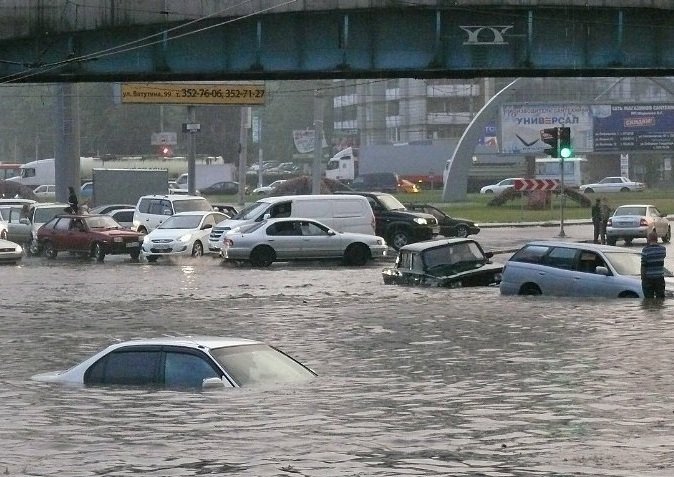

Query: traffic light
[558,127,572,158]
[158,145,173,157]
[540,127,559,158]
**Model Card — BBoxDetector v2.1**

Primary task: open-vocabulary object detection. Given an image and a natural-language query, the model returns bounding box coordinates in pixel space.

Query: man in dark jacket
[641,230,667,299]
[591,198,601,243]
[68,186,79,214]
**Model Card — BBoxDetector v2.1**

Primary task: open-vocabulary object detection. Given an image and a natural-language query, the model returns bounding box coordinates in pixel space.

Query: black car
[200,181,244,195]
[335,191,438,249]
[404,203,480,238]
[382,238,503,288]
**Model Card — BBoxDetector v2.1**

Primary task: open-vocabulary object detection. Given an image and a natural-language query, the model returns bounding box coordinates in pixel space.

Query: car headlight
[14,244,22,253]
[413,218,428,225]
[179,233,193,243]
[142,235,151,245]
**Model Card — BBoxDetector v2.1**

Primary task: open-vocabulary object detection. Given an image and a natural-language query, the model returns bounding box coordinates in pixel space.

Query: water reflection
[1,258,674,475]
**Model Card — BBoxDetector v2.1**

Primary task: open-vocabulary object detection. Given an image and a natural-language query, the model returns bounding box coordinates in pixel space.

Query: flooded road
[2,225,674,476]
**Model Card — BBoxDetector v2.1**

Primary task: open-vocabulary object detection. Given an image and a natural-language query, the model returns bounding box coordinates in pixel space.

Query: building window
[387,101,400,116]
[387,127,400,143]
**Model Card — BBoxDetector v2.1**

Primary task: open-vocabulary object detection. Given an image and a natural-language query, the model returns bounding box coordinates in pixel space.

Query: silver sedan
[222,217,388,267]
[606,204,670,245]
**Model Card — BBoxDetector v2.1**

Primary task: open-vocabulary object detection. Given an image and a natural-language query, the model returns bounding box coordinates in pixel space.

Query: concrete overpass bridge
[2,1,674,201]
[1,0,673,82]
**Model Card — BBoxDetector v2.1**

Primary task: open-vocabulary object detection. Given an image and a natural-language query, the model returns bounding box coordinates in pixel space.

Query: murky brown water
[2,244,674,476]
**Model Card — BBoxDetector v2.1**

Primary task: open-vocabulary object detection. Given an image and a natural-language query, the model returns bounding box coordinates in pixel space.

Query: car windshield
[172,199,212,213]
[210,344,314,386]
[424,241,486,272]
[158,215,202,229]
[34,206,67,223]
[232,201,271,220]
[84,216,120,229]
[377,194,405,211]
[614,206,646,216]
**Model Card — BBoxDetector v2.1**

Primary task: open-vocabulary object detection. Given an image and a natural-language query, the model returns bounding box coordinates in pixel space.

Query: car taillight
[640,218,648,226]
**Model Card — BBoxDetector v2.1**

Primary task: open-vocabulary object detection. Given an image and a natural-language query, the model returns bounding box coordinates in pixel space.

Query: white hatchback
[141,210,228,261]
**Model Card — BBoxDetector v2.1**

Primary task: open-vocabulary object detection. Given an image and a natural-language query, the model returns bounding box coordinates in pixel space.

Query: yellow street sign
[121,83,265,105]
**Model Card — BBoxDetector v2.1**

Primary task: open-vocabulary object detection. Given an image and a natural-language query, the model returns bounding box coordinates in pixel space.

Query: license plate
[432,227,440,234]
[126,242,138,247]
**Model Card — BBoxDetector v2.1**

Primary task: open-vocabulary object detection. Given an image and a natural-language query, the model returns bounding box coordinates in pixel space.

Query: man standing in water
[641,230,667,299]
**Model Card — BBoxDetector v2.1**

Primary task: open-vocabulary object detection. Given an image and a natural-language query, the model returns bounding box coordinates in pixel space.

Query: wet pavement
[1,225,674,476]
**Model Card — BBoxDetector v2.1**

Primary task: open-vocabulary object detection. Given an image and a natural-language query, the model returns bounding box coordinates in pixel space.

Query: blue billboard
[592,104,674,152]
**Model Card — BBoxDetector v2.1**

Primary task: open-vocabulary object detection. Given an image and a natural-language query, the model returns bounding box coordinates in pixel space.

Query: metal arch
[441,78,526,202]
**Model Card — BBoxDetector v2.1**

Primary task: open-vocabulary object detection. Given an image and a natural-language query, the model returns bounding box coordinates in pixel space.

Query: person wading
[641,230,667,299]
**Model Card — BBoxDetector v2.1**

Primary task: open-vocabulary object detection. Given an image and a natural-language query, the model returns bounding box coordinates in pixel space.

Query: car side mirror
[327,229,336,236]
[484,251,494,259]
[263,213,271,219]
[201,223,213,230]
[202,377,227,389]
[596,266,609,276]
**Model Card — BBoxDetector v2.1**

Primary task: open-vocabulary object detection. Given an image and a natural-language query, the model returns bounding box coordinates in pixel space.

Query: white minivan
[208,194,375,254]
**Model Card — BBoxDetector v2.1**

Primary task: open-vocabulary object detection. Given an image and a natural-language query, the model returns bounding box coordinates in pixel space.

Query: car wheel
[43,241,57,259]
[607,237,617,246]
[624,238,633,246]
[484,189,494,194]
[618,291,639,298]
[146,255,158,263]
[663,226,671,243]
[137,226,148,235]
[455,224,469,238]
[250,245,275,267]
[92,243,105,262]
[519,283,541,296]
[129,250,140,260]
[344,243,369,266]
[620,187,630,192]
[389,228,411,250]
[191,241,204,257]
[584,188,594,193]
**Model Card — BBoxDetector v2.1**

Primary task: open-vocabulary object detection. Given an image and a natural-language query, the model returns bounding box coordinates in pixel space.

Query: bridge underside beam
[1,6,674,82]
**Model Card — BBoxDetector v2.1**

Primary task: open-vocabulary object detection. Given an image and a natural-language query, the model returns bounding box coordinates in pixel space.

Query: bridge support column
[54,83,80,204]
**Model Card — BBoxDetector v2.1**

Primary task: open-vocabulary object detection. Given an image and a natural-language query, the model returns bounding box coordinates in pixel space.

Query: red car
[36,214,143,262]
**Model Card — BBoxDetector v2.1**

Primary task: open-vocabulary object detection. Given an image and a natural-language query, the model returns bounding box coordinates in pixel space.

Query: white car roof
[103,336,262,352]
[614,204,654,208]
[171,210,219,217]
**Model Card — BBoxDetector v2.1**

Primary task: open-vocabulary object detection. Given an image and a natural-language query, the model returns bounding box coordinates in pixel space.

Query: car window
[114,210,134,222]
[267,221,300,236]
[84,350,161,386]
[650,207,661,217]
[300,221,328,236]
[54,218,70,231]
[510,245,550,264]
[615,206,646,216]
[137,198,150,213]
[33,207,65,224]
[173,199,212,213]
[544,247,578,270]
[576,251,606,274]
[163,351,219,389]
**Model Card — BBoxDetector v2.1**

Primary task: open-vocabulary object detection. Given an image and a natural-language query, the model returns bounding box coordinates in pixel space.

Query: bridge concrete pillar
[54,83,80,204]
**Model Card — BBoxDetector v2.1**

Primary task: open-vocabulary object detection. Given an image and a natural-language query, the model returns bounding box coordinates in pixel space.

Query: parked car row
[480,176,646,195]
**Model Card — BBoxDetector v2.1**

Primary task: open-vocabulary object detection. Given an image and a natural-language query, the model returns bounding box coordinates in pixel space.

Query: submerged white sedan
[222,217,387,267]
[31,336,316,389]
[141,211,228,261]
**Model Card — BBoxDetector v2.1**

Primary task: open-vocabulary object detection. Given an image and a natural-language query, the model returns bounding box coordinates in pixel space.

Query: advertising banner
[592,104,674,152]
[501,104,593,154]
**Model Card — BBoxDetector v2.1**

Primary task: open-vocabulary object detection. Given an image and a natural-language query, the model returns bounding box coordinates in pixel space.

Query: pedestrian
[641,230,667,299]
[591,198,601,244]
[68,186,79,214]
[599,198,612,244]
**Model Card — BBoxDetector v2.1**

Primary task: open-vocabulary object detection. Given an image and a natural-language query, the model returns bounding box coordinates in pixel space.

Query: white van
[208,194,375,254]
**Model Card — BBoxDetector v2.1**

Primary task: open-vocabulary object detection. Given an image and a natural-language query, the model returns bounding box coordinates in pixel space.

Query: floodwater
[2,232,674,476]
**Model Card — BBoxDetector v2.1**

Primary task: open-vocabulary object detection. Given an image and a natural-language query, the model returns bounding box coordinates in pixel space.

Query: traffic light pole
[558,128,566,238]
